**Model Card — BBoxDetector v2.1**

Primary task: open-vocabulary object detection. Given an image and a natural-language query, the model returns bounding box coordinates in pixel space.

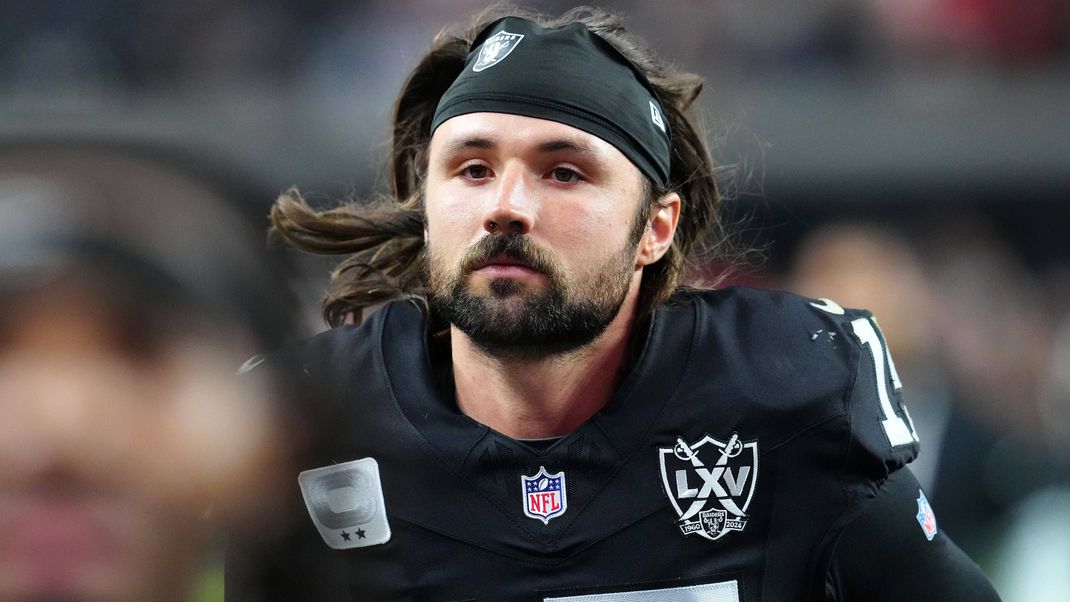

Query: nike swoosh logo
[809,298,845,315]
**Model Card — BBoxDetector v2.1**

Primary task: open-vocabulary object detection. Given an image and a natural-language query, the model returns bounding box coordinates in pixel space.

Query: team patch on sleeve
[916,489,938,541]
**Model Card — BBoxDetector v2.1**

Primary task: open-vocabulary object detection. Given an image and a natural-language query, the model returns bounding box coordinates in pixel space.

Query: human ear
[636,192,680,267]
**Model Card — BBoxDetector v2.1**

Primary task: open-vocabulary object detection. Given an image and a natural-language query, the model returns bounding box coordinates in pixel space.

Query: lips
[459,233,553,279]
[471,255,537,272]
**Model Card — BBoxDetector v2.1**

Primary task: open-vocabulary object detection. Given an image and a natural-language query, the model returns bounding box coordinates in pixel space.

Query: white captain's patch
[544,579,739,601]
[299,458,390,549]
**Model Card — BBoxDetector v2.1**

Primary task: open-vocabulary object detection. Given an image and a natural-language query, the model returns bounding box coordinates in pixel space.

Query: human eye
[460,163,492,181]
[549,166,583,184]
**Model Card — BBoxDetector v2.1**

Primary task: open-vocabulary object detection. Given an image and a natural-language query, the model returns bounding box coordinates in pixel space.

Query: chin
[486,277,527,297]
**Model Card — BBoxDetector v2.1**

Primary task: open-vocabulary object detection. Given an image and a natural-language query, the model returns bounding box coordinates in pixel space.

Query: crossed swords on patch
[673,432,748,521]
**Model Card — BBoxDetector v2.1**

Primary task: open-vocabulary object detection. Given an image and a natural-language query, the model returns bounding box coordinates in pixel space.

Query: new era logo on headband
[650,101,666,133]
[473,31,524,72]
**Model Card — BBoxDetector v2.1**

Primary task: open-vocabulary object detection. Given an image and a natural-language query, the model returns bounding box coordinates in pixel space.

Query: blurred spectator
[784,222,948,492]
[1039,304,1070,459]
[923,213,1055,439]
[991,298,1070,601]
[0,144,296,600]
[782,219,1060,580]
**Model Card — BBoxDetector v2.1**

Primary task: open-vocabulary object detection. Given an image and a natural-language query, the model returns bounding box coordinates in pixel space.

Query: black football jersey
[227,287,987,601]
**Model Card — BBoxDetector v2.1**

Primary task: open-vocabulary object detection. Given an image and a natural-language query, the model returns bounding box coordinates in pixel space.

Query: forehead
[429,112,633,166]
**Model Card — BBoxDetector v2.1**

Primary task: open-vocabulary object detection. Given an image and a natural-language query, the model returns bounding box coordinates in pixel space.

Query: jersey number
[851,317,919,447]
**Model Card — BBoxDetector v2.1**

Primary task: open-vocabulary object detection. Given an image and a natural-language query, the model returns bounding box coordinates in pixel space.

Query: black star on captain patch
[340,530,351,541]
[356,528,366,539]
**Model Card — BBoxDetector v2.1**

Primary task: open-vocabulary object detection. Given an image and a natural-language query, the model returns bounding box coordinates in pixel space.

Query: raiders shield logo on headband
[473,30,524,72]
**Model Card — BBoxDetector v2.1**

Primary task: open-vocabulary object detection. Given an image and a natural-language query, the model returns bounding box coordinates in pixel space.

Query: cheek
[424,186,483,249]
[540,199,636,259]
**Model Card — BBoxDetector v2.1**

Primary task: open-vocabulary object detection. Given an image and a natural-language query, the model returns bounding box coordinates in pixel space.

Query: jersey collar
[377,297,699,471]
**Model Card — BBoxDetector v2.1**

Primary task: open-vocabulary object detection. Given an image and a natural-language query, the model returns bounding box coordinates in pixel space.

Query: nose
[482,162,534,235]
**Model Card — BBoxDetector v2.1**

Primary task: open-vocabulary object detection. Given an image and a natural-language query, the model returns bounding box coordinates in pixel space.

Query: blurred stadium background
[1,1,1067,600]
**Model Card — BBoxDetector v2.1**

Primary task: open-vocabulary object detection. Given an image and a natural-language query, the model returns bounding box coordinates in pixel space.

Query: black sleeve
[825,467,1002,601]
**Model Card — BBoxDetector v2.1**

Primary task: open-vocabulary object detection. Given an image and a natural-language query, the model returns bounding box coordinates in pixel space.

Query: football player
[227,7,1001,601]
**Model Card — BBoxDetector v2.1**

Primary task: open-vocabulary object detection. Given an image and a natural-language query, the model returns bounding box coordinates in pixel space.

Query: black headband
[430,17,671,187]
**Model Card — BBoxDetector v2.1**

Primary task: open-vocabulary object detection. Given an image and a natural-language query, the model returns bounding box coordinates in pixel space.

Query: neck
[450,280,643,440]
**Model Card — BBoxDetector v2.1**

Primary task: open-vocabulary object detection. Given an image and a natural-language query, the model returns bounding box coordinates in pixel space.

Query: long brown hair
[272,6,725,327]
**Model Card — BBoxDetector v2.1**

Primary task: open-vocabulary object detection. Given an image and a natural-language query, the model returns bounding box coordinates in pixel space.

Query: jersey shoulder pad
[689,287,919,476]
[753,289,920,477]
[826,298,920,479]
[252,301,406,411]
[687,287,860,414]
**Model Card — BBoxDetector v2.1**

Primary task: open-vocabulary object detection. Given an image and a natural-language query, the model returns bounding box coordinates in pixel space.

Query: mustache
[459,233,560,277]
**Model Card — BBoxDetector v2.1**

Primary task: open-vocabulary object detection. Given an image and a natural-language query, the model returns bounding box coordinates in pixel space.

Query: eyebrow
[442,136,604,159]
[535,139,601,156]
[443,137,496,154]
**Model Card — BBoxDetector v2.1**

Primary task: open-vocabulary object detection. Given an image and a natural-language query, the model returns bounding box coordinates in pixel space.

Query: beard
[424,232,637,361]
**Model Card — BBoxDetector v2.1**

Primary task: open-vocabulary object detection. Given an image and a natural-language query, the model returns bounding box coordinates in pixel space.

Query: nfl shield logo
[521,466,567,524]
[916,490,938,541]
[473,30,524,72]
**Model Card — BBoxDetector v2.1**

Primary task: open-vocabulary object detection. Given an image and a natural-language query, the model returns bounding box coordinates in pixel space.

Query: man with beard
[226,7,1000,601]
